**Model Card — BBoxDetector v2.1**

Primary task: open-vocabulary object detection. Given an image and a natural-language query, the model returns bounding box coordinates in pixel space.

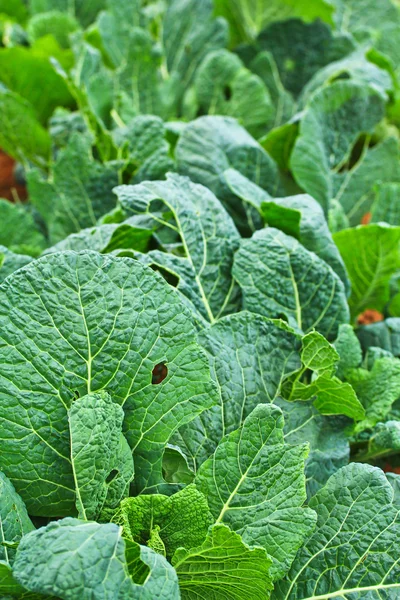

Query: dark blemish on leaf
[106,469,119,484]
[152,363,168,385]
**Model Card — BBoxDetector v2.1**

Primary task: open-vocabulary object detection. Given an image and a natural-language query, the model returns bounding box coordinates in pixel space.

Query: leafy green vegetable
[195,404,317,580]
[173,524,273,599]
[233,228,349,339]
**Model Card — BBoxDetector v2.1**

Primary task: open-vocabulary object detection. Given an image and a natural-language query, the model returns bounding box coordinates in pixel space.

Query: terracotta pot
[0,149,27,201]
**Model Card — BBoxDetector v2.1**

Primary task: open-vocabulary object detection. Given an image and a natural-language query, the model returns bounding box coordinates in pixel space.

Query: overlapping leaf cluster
[1,0,400,599]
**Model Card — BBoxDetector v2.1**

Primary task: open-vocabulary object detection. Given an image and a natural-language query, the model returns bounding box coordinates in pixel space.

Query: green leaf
[290,81,386,215]
[0,251,217,515]
[276,398,349,497]
[214,0,334,45]
[287,332,365,421]
[371,182,400,225]
[163,0,228,114]
[274,463,400,600]
[0,47,73,123]
[195,404,317,581]
[357,317,400,357]
[0,472,34,565]
[113,485,213,560]
[30,0,106,28]
[301,49,393,106]
[173,524,273,599]
[27,10,79,49]
[43,221,152,255]
[115,173,241,323]
[0,90,50,168]
[332,0,400,38]
[161,446,194,485]
[232,228,349,339]
[12,517,180,599]
[199,312,301,435]
[355,421,400,462]
[253,18,354,97]
[334,323,363,379]
[69,391,134,520]
[0,246,33,284]
[112,116,173,183]
[261,194,350,293]
[347,355,400,430]
[28,133,119,244]
[176,116,281,233]
[192,49,274,138]
[173,312,301,470]
[333,224,400,318]
[0,200,46,257]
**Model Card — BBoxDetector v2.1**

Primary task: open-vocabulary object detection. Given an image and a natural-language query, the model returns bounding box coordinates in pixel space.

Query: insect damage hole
[152,362,168,385]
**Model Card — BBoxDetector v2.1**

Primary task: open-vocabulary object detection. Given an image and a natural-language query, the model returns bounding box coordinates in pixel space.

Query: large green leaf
[176,116,281,232]
[30,0,106,28]
[332,0,400,38]
[0,251,216,515]
[69,391,134,520]
[115,173,241,323]
[0,246,32,284]
[0,90,50,168]
[333,224,400,318]
[195,404,317,581]
[214,0,334,45]
[0,200,46,257]
[173,312,301,470]
[114,485,213,560]
[250,18,354,97]
[191,49,274,138]
[0,472,34,565]
[290,81,386,216]
[163,0,228,113]
[274,463,400,599]
[0,47,73,123]
[371,182,400,225]
[173,524,273,599]
[232,227,349,339]
[12,518,180,599]
[43,221,152,255]
[28,133,119,244]
[276,398,350,497]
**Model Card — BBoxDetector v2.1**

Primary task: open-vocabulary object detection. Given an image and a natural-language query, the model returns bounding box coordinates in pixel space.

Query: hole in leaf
[106,469,119,484]
[223,85,232,100]
[149,264,179,287]
[152,363,168,385]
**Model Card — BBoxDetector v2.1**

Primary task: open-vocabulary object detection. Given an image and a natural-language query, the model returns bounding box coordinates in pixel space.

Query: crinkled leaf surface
[290,81,386,215]
[176,116,281,232]
[12,517,180,600]
[334,224,400,319]
[0,90,50,168]
[28,133,119,244]
[371,182,400,225]
[173,312,301,470]
[232,228,349,340]
[114,484,213,560]
[43,221,152,255]
[277,398,349,497]
[334,323,363,379]
[357,318,400,357]
[115,173,241,323]
[274,463,400,599]
[195,404,317,581]
[261,193,349,292]
[0,472,34,565]
[172,524,273,600]
[0,251,216,515]
[0,246,32,284]
[69,391,134,520]
[0,200,46,257]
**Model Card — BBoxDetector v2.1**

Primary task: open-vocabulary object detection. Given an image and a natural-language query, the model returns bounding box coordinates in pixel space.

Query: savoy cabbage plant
[1,0,400,598]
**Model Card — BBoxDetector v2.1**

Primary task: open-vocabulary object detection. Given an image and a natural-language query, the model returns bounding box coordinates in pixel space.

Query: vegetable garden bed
[1,0,400,599]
